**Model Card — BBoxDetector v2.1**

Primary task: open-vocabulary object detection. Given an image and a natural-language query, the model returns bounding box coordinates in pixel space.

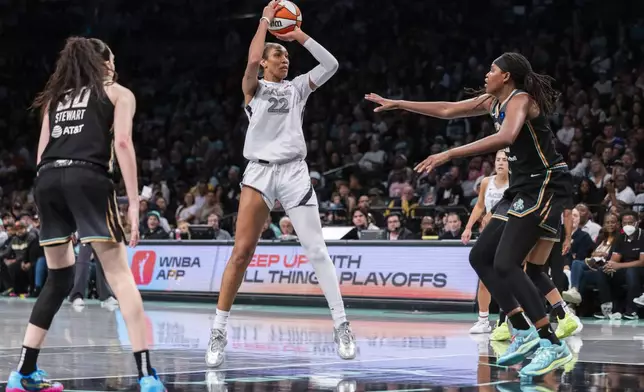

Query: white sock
[563,269,571,286]
[213,308,230,330]
[286,206,348,329]
[478,311,489,322]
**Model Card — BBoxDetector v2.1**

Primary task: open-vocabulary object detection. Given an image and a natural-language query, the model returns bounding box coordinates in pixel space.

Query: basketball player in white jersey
[205,0,356,367]
[461,151,509,334]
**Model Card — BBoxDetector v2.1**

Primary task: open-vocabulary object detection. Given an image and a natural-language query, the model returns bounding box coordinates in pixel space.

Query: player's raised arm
[274,27,338,91]
[243,1,281,103]
[364,93,494,119]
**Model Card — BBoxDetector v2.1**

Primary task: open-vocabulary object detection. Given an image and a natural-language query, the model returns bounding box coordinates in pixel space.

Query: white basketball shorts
[241,160,318,211]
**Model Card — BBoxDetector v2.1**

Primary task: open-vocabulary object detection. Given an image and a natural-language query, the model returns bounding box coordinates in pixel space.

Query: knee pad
[29,265,74,330]
[525,262,556,296]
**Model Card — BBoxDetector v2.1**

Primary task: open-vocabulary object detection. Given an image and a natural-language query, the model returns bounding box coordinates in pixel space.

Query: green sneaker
[555,312,583,339]
[490,320,511,341]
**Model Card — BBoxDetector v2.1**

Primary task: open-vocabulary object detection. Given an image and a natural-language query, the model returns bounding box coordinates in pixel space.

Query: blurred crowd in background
[1,0,644,315]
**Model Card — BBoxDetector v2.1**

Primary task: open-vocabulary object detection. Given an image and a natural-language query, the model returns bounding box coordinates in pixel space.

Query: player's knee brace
[525,262,556,296]
[29,265,74,330]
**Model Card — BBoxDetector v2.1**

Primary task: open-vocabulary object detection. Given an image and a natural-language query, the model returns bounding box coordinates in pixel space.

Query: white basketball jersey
[243,75,312,162]
[484,175,508,213]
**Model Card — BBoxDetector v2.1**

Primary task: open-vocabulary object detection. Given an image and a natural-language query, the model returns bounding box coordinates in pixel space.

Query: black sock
[133,350,154,379]
[18,346,40,375]
[508,311,531,330]
[537,324,561,345]
[551,300,566,319]
[499,311,507,324]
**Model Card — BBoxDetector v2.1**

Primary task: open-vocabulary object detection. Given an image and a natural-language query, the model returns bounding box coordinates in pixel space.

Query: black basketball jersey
[489,89,567,194]
[40,87,115,172]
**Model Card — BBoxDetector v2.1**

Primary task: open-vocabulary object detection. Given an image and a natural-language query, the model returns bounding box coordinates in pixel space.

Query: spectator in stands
[563,213,619,308]
[207,213,232,240]
[385,184,418,217]
[595,211,644,320]
[419,216,439,240]
[176,193,199,224]
[435,173,464,207]
[620,152,641,189]
[260,216,279,240]
[562,208,595,283]
[279,217,297,240]
[351,207,379,234]
[557,115,575,148]
[388,154,413,186]
[198,188,224,224]
[0,223,7,246]
[152,196,172,232]
[604,173,636,207]
[356,194,383,227]
[177,220,191,240]
[574,178,603,208]
[576,203,602,242]
[141,211,170,240]
[0,221,39,296]
[439,213,463,240]
[589,157,611,192]
[359,139,386,173]
[381,214,413,241]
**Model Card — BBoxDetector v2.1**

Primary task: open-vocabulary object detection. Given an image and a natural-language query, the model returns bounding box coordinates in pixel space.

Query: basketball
[268,1,302,35]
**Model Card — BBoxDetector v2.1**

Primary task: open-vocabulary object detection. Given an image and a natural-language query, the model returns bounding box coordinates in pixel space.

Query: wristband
[260,17,270,25]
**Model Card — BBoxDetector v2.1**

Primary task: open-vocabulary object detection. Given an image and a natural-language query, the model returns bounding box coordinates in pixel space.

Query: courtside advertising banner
[127,243,477,301]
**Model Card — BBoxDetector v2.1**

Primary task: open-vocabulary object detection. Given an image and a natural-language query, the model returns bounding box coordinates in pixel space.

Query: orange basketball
[268,1,302,35]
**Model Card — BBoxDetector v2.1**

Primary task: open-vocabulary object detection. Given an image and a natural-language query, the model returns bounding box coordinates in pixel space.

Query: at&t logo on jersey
[51,124,85,138]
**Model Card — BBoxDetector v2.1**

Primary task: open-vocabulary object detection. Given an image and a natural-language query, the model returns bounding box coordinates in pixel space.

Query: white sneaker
[562,288,582,304]
[334,322,357,360]
[101,297,119,310]
[610,312,623,320]
[469,319,492,334]
[634,294,644,307]
[72,298,85,307]
[206,328,227,367]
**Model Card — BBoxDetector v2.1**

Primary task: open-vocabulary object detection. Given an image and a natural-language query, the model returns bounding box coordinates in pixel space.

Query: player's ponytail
[494,52,560,116]
[32,37,115,114]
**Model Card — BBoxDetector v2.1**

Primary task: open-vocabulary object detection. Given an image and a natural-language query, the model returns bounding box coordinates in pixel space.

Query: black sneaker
[623,312,639,320]
[593,312,607,319]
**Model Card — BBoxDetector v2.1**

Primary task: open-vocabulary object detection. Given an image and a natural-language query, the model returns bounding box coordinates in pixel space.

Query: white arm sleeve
[302,38,339,88]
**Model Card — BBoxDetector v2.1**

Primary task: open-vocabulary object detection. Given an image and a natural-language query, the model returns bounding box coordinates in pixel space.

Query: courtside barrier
[127,240,477,309]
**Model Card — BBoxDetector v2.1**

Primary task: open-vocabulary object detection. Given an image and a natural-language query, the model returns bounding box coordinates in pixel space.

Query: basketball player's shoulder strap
[488,96,499,116]
[499,89,528,112]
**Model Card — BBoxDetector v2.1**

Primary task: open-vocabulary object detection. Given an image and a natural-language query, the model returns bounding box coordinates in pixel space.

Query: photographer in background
[595,211,644,320]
